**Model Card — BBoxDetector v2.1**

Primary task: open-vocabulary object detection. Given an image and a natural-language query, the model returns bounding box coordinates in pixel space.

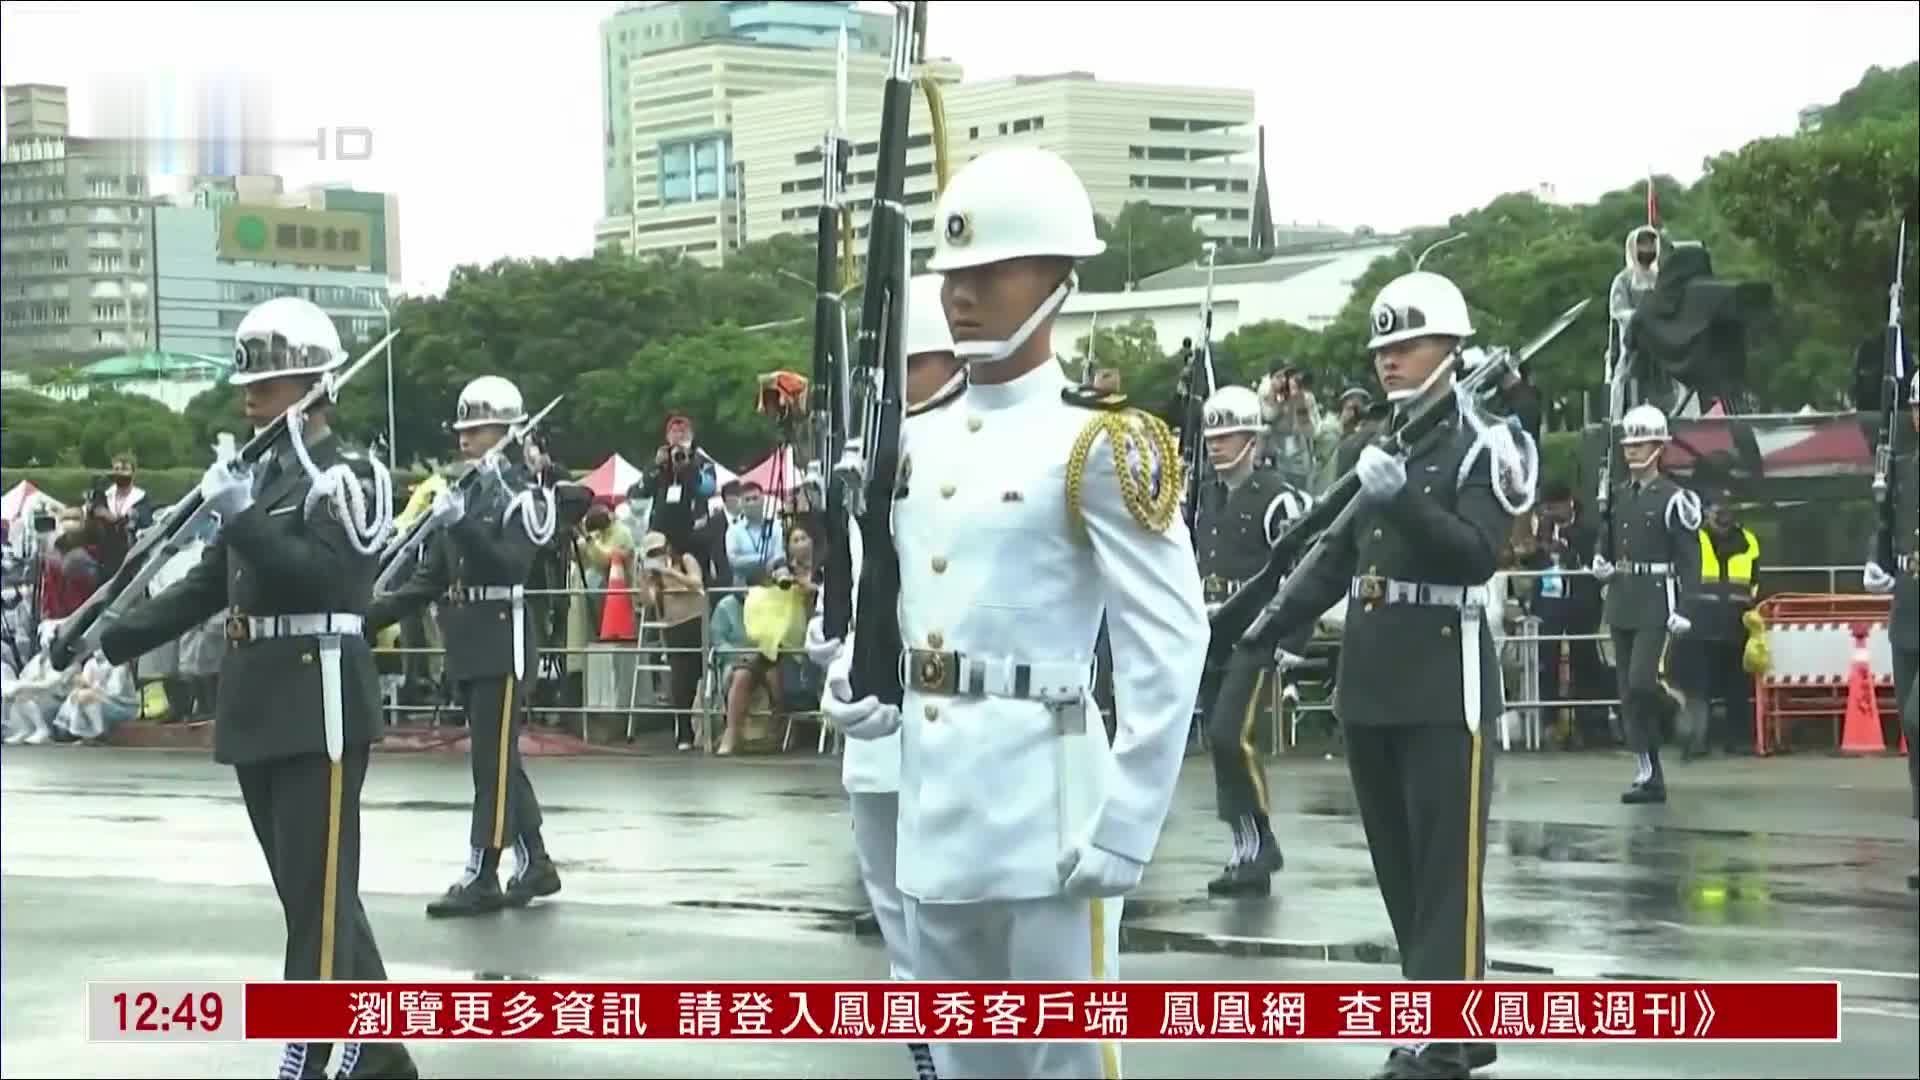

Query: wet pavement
[3,745,1917,1078]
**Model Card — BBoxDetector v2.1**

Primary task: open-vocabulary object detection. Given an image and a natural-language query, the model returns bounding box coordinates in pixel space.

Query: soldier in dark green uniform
[369,375,563,918]
[1194,383,1313,896]
[93,296,417,1080]
[1864,366,1918,891]
[1590,404,1702,804]
[1248,271,1526,1080]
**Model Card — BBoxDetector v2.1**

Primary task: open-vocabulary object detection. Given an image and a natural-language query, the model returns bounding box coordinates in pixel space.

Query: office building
[597,0,892,248]
[730,71,1259,267]
[1,87,156,365]
[152,199,393,359]
[607,39,961,265]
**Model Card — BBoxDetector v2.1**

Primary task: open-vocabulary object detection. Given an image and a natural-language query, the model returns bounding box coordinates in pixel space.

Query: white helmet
[925,148,1104,365]
[1367,271,1475,351]
[1202,385,1263,437]
[230,297,347,386]
[454,375,526,431]
[926,147,1105,273]
[1619,403,1670,444]
[905,273,954,359]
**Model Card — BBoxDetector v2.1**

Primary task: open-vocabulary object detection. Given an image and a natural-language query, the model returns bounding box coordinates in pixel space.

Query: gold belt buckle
[1357,574,1386,601]
[909,649,958,695]
[225,615,252,644]
[1203,575,1227,604]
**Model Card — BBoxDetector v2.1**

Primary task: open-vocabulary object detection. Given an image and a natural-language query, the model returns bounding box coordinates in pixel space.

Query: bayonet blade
[835,27,849,140]
[1516,298,1591,366]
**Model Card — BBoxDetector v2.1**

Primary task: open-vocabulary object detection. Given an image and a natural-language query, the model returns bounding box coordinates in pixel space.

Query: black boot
[1622,752,1667,804]
[336,1042,419,1079]
[428,848,506,918]
[1369,1043,1470,1080]
[506,856,561,907]
[1208,815,1283,897]
[272,1042,329,1079]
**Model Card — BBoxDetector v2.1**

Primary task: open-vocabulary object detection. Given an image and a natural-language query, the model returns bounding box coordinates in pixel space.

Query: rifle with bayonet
[373,394,563,594]
[1210,299,1590,662]
[815,25,858,648]
[46,331,400,671]
[1871,218,1908,573]
[826,0,924,706]
[1179,242,1221,529]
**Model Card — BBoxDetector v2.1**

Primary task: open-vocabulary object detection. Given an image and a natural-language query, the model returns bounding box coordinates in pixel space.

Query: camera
[671,447,690,467]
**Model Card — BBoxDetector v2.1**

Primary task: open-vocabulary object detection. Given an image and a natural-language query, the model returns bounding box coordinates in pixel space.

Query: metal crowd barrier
[371,583,833,756]
[364,562,1877,759]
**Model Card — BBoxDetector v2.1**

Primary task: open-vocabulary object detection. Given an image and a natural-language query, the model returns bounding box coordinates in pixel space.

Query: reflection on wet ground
[3,747,1915,1002]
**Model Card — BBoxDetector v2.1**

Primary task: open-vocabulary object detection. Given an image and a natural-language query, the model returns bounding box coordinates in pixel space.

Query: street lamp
[1411,232,1469,271]
[373,291,395,465]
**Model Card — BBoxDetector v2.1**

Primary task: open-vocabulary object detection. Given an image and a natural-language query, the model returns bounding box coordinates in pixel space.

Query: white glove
[1355,446,1406,500]
[1057,836,1145,897]
[429,488,466,528]
[198,460,254,520]
[1864,562,1897,595]
[804,616,843,669]
[1666,612,1692,636]
[1590,554,1616,581]
[37,618,63,650]
[1275,647,1307,670]
[821,648,900,740]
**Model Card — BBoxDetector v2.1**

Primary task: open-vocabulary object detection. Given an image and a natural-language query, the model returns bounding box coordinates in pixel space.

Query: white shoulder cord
[1452,380,1539,516]
[1666,488,1702,532]
[285,405,396,557]
[505,485,558,546]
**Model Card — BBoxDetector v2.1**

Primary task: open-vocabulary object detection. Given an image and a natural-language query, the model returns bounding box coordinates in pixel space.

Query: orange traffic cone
[600,557,637,642]
[1839,622,1883,754]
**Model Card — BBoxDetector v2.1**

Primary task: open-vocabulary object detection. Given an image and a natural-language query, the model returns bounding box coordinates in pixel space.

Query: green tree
[1069,317,1184,416]
[1078,203,1209,292]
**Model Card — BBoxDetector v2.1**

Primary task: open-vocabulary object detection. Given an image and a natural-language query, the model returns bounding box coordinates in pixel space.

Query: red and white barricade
[1751,593,1895,755]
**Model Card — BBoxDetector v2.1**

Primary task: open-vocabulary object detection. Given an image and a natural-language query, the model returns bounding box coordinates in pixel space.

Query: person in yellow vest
[1672,486,1759,759]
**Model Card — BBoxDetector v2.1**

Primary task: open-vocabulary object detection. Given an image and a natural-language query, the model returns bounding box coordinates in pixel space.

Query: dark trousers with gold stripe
[1896,648,1918,818]
[1344,722,1494,985]
[460,674,543,852]
[1207,646,1274,821]
[238,746,388,1068]
[1611,626,1672,755]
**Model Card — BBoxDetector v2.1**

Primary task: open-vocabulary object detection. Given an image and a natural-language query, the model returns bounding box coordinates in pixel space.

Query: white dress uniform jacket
[892,359,1208,904]
[840,371,969,797]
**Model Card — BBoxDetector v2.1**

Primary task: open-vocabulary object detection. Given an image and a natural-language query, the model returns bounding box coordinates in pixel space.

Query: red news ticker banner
[87,980,1842,1044]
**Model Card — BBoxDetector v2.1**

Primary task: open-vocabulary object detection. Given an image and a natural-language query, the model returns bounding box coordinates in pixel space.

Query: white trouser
[905,893,1125,1080]
[849,791,913,980]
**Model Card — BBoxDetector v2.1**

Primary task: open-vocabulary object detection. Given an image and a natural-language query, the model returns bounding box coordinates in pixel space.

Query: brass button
[967,417,983,433]
[1365,602,1377,613]
[302,653,315,664]
[932,556,949,573]
[941,484,956,499]
[1441,626,1453,638]
[1368,565,1379,574]
[1423,485,1433,494]
[928,632,944,649]
[924,705,939,722]
[1372,528,1383,540]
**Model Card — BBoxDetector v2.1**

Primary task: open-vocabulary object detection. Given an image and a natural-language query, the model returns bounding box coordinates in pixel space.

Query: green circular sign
[234,214,268,251]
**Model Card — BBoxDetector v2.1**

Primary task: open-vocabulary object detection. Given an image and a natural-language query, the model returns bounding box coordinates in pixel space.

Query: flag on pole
[1646,167,1660,228]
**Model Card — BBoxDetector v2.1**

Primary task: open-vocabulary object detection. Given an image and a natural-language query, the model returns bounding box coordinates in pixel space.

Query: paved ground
[2,745,1916,1078]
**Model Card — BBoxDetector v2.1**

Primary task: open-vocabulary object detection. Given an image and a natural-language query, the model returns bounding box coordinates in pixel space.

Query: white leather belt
[1623,561,1672,575]
[1349,577,1492,610]
[1900,553,1919,575]
[453,585,522,603]
[227,613,363,642]
[901,648,1087,706]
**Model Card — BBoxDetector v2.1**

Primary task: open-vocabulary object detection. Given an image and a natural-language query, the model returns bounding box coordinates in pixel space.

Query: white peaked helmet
[1367,271,1475,352]
[905,273,954,358]
[454,375,526,431]
[1202,385,1264,437]
[230,297,347,386]
[926,147,1105,273]
[1619,403,1671,444]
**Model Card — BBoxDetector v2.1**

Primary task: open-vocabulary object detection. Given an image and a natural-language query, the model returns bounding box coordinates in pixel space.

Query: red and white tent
[737,446,804,503]
[581,454,644,502]
[3,480,62,524]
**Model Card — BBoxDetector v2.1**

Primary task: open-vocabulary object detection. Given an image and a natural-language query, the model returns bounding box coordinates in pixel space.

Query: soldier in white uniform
[822,145,1209,1080]
[808,273,961,1080]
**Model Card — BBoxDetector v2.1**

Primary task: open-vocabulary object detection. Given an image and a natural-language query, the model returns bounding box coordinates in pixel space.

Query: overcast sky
[4,0,1915,298]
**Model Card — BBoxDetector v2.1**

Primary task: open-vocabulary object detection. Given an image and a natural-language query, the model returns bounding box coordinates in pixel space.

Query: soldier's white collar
[966,356,1068,413]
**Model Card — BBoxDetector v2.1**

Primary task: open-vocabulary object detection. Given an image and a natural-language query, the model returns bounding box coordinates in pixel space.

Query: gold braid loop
[1066,409,1186,539]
